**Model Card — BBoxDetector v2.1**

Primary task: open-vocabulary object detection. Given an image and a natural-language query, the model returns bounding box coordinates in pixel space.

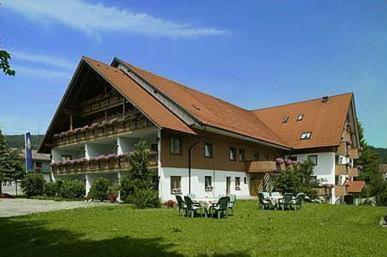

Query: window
[244,177,247,184]
[235,177,241,190]
[265,153,270,160]
[239,149,246,161]
[205,176,213,191]
[308,155,318,166]
[229,147,237,161]
[289,156,297,161]
[300,132,312,140]
[283,116,289,123]
[61,155,72,161]
[297,114,304,121]
[204,143,213,158]
[170,176,181,194]
[170,137,181,154]
[35,162,42,171]
[253,152,259,161]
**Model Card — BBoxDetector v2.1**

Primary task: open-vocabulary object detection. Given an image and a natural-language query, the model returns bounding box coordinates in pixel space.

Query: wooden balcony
[80,93,123,116]
[335,164,347,176]
[314,186,332,196]
[335,185,348,197]
[245,161,285,173]
[51,152,157,175]
[53,115,152,147]
[348,148,360,159]
[348,167,359,177]
[337,142,347,156]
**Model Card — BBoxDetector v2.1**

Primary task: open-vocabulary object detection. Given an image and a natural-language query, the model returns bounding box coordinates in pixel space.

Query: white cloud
[11,50,75,70]
[14,65,71,79]
[5,0,228,39]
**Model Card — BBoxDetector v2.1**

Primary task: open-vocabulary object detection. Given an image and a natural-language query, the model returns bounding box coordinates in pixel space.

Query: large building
[38,56,361,204]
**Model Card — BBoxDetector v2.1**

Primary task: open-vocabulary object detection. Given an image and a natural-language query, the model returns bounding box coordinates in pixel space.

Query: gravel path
[0,198,108,217]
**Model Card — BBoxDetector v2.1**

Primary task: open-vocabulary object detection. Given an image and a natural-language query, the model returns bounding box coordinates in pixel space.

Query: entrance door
[250,178,262,196]
[226,176,231,196]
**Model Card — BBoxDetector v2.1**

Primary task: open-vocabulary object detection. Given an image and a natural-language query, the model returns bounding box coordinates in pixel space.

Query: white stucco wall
[159,167,250,201]
[290,152,336,184]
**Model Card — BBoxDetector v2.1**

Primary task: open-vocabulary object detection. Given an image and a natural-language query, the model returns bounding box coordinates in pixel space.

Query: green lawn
[0,201,386,257]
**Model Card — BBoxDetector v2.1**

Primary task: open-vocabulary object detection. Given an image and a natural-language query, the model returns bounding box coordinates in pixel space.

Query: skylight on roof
[297,114,304,121]
[283,116,289,123]
[300,132,312,140]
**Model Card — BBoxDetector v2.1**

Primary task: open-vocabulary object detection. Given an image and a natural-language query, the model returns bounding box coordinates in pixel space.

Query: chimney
[322,96,329,103]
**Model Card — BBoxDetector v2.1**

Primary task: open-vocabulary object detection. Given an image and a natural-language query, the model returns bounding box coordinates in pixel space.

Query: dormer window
[300,132,312,140]
[283,116,289,123]
[297,114,304,121]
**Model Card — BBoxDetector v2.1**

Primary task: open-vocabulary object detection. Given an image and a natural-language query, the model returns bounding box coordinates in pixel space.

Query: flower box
[108,158,120,170]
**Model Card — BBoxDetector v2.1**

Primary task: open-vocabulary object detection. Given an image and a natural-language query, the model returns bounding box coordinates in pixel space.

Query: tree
[0,49,15,76]
[356,120,384,197]
[128,139,158,190]
[0,129,24,193]
[273,160,319,197]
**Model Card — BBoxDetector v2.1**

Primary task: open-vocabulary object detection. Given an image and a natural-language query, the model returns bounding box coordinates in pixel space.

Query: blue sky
[0,0,386,147]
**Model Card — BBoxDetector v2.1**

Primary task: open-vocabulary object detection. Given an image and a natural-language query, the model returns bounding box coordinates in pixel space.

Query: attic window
[300,132,312,140]
[283,116,289,123]
[297,114,304,121]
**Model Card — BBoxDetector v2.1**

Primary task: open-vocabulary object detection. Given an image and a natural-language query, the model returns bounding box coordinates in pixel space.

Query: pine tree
[0,129,24,193]
[356,120,384,196]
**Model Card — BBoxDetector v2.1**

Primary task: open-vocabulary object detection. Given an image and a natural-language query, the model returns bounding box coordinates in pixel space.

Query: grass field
[0,200,386,257]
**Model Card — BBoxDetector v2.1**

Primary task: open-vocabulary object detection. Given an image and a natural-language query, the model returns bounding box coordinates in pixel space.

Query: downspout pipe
[188,136,200,195]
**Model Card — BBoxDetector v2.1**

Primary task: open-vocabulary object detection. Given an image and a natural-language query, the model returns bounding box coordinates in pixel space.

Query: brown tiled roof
[345,180,366,193]
[119,60,289,148]
[83,57,196,135]
[252,94,353,149]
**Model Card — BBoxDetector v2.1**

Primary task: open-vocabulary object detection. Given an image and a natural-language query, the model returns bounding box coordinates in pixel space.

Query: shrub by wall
[43,182,58,197]
[59,180,85,199]
[129,188,161,208]
[88,177,111,201]
[20,173,45,197]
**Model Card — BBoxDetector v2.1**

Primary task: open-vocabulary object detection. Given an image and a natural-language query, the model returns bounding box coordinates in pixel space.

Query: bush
[120,176,137,201]
[88,177,111,201]
[59,180,85,199]
[376,191,387,206]
[129,188,161,208]
[20,173,45,197]
[43,182,58,197]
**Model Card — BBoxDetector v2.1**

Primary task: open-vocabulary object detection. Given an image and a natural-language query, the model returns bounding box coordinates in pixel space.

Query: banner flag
[25,132,34,171]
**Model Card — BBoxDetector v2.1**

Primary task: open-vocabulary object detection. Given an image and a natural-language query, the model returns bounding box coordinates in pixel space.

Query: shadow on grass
[0,217,251,257]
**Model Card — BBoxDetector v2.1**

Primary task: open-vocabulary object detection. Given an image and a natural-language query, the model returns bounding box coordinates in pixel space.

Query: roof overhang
[201,125,291,150]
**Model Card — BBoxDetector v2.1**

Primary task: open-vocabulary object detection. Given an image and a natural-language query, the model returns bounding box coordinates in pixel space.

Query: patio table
[267,196,283,207]
[192,198,219,216]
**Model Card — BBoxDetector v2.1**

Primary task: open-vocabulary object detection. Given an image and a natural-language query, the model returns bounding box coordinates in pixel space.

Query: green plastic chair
[279,193,293,210]
[291,193,305,210]
[258,192,273,210]
[184,196,204,218]
[175,195,187,216]
[210,196,230,218]
[228,194,236,215]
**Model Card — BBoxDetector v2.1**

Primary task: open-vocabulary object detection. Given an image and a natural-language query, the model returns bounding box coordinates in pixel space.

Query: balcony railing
[80,93,123,116]
[348,148,359,159]
[245,161,286,173]
[335,164,347,176]
[337,142,347,156]
[335,185,348,197]
[314,186,332,196]
[51,152,157,174]
[348,167,359,177]
[53,115,152,147]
